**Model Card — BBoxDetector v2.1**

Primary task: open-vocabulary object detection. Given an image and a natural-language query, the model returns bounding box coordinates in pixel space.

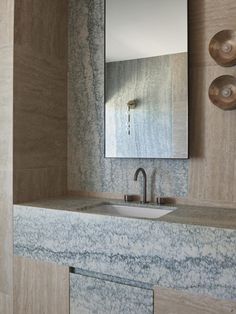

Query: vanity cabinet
[70,273,153,314]
[13,257,236,314]
[13,256,70,314]
[14,202,236,314]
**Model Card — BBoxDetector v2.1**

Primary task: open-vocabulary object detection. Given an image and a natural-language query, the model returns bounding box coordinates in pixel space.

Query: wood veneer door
[13,256,69,314]
[154,287,236,314]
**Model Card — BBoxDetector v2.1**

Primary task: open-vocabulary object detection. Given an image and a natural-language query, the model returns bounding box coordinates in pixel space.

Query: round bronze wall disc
[209,75,236,110]
[209,30,236,66]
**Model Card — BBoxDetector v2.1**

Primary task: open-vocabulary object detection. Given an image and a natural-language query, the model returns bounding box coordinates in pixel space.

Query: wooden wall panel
[14,256,69,314]
[154,287,236,314]
[0,293,12,314]
[0,0,14,313]
[188,0,236,68]
[186,0,236,207]
[13,0,68,203]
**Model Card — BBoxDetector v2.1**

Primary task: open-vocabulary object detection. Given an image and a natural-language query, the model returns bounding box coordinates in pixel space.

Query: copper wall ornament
[209,30,236,66]
[209,75,236,110]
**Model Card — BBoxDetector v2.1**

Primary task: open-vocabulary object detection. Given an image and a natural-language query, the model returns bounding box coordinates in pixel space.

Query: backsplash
[68,0,189,198]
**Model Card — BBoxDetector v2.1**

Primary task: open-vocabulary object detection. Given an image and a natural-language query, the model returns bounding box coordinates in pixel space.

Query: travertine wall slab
[187,0,236,207]
[13,0,68,203]
[0,0,14,312]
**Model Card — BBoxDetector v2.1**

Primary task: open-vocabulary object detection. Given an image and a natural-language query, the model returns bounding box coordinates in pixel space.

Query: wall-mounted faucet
[134,168,148,204]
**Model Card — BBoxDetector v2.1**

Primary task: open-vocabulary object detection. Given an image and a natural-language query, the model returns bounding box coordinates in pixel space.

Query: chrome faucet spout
[134,168,148,204]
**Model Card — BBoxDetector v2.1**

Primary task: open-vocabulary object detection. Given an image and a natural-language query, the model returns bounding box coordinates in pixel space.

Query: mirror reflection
[105,0,188,158]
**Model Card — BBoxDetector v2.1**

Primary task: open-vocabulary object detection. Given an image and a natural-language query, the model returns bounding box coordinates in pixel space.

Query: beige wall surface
[187,0,236,207]
[0,0,14,313]
[13,0,68,203]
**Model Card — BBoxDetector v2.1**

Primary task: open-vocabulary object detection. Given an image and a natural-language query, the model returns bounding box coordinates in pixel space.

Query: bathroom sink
[85,204,176,219]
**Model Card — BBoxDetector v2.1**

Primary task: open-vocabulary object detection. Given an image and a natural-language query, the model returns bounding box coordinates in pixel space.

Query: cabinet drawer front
[70,273,153,314]
[154,287,236,314]
[14,256,70,314]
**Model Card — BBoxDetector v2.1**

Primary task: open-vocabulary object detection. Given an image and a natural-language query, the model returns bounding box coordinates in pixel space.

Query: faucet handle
[156,197,165,205]
[124,194,134,202]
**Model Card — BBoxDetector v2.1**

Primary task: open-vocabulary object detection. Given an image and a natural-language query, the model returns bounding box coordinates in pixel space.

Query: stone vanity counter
[14,196,236,301]
[14,196,236,229]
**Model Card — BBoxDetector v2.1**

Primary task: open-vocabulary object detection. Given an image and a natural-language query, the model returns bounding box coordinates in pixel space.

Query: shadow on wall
[188,0,206,159]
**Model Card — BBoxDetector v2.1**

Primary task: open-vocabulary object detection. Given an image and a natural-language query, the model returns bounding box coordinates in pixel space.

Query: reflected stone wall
[106,53,188,158]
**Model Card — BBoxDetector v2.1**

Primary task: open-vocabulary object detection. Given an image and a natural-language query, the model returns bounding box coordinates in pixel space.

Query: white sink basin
[87,204,176,219]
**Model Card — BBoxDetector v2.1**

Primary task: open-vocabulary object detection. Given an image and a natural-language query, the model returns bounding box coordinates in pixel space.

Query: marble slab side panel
[70,273,153,314]
[68,0,189,197]
[14,206,236,300]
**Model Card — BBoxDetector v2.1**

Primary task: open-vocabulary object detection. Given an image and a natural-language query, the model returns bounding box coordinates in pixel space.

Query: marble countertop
[14,196,236,300]
[16,196,236,230]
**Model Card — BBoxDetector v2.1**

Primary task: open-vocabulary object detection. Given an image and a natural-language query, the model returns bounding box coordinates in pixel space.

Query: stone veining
[14,203,236,300]
[70,273,153,314]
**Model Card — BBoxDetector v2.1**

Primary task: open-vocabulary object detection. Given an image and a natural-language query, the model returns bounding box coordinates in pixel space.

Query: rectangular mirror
[105,0,188,158]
